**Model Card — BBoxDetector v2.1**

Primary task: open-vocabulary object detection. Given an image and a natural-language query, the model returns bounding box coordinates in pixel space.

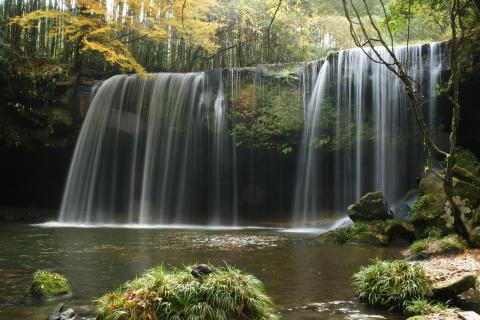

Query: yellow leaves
[10,10,66,28]
[82,38,146,74]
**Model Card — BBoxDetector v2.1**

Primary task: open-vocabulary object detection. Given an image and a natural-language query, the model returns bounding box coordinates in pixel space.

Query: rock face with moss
[95,264,278,320]
[347,192,393,222]
[26,270,72,299]
[412,148,480,244]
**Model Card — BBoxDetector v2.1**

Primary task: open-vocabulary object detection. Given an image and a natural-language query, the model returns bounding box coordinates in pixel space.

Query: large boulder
[432,272,477,299]
[419,172,445,197]
[383,220,416,244]
[48,303,75,320]
[347,192,393,222]
[453,178,480,207]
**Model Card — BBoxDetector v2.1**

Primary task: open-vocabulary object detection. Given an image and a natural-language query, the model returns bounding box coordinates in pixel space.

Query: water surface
[0,224,403,319]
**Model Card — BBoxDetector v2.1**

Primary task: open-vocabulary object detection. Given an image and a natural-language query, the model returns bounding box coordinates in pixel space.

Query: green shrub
[405,299,447,316]
[95,264,278,320]
[26,270,72,298]
[352,260,431,310]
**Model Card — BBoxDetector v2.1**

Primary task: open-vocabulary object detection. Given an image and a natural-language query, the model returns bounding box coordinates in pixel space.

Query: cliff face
[1,44,479,218]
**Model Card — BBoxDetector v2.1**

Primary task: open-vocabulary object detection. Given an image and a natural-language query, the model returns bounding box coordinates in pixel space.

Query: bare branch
[267,0,282,54]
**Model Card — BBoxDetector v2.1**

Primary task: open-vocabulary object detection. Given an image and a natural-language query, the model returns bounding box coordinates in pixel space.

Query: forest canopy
[0,0,457,74]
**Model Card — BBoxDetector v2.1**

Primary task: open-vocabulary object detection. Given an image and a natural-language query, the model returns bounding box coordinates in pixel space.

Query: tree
[341,0,479,242]
[10,0,219,75]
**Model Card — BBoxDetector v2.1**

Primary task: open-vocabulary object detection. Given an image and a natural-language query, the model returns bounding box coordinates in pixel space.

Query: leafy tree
[341,0,480,242]
[9,0,219,74]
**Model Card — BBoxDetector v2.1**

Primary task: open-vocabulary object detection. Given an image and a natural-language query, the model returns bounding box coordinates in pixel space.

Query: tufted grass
[95,264,278,320]
[352,259,431,310]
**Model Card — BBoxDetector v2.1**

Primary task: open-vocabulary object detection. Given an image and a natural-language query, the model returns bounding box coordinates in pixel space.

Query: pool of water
[0,223,403,319]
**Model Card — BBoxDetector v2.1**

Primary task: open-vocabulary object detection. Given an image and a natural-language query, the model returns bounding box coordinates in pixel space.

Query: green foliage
[411,194,445,224]
[386,0,450,43]
[410,234,466,256]
[0,56,76,148]
[26,270,72,298]
[310,97,376,151]
[95,264,278,320]
[352,259,431,310]
[455,147,480,175]
[230,82,303,153]
[405,299,448,316]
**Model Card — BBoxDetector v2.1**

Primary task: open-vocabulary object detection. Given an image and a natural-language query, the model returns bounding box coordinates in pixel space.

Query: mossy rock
[419,173,445,198]
[452,178,480,207]
[455,147,480,176]
[26,270,72,299]
[317,220,413,246]
[409,235,466,259]
[383,220,416,243]
[432,273,478,299]
[316,221,388,245]
[410,194,451,239]
[95,264,278,320]
[347,191,393,222]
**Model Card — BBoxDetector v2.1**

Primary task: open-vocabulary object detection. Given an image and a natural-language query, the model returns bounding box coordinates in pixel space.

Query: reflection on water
[0,224,403,319]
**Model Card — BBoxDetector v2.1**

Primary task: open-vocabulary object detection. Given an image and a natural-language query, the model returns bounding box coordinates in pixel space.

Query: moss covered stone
[317,219,415,246]
[347,191,393,222]
[410,235,466,258]
[26,270,72,299]
[95,264,278,320]
[410,194,450,238]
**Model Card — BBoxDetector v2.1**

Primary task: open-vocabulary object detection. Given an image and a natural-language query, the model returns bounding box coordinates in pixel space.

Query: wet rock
[419,172,445,196]
[469,227,480,247]
[48,303,75,320]
[453,179,480,207]
[191,264,213,278]
[459,311,480,320]
[393,189,419,219]
[433,272,477,299]
[383,220,416,244]
[347,192,393,222]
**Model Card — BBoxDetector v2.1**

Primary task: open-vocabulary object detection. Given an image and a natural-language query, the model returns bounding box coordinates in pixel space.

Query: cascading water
[59,72,237,224]
[59,42,446,226]
[293,43,446,225]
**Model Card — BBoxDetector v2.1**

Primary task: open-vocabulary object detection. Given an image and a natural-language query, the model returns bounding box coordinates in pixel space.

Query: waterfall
[59,43,446,226]
[293,43,446,225]
[59,72,237,224]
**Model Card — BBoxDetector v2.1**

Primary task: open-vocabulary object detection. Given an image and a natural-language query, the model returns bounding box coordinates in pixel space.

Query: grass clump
[95,264,278,320]
[26,270,72,298]
[405,299,448,316]
[410,234,466,257]
[352,259,431,310]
